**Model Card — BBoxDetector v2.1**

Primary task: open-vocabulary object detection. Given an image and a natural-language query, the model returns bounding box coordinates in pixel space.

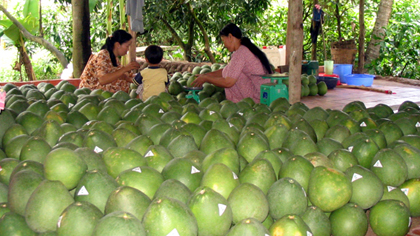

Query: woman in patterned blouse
[79,30,140,93]
[192,23,272,103]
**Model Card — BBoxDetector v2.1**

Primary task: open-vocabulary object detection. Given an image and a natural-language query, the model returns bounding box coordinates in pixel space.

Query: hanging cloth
[310,4,324,44]
[126,0,145,33]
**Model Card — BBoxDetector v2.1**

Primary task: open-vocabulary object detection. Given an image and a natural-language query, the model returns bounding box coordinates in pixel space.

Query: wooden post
[287,0,304,104]
[127,15,137,63]
[358,0,365,73]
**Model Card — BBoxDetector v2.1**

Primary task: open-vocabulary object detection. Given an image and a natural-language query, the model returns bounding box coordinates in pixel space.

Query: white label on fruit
[348,146,354,152]
[307,231,313,236]
[401,188,409,196]
[167,228,180,236]
[68,103,74,108]
[209,111,215,115]
[191,166,200,174]
[132,167,142,173]
[94,146,103,153]
[352,173,363,182]
[409,217,412,227]
[387,186,397,192]
[228,123,234,128]
[159,109,164,113]
[232,172,238,179]
[238,112,243,116]
[373,160,383,168]
[86,121,93,126]
[416,122,420,128]
[218,204,227,216]
[265,234,270,236]
[360,121,367,127]
[57,215,63,228]
[145,150,154,157]
[77,186,89,196]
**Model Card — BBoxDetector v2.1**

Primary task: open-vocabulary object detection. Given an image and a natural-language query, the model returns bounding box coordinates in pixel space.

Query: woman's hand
[124,61,141,72]
[191,74,208,87]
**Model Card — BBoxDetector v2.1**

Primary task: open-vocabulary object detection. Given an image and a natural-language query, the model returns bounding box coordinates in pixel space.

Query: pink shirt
[222,45,270,103]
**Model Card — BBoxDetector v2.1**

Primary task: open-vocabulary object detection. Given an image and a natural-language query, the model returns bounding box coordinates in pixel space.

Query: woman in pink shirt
[192,23,273,103]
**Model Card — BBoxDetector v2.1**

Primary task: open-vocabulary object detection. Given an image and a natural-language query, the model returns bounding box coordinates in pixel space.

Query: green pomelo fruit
[74,170,119,213]
[282,129,314,153]
[122,108,142,123]
[226,218,270,236]
[102,147,146,178]
[381,186,410,209]
[167,134,198,158]
[201,163,239,199]
[0,202,10,218]
[182,123,208,147]
[303,107,329,122]
[161,158,204,192]
[292,118,317,143]
[324,124,351,143]
[44,110,66,125]
[44,147,87,190]
[317,138,344,156]
[142,145,173,172]
[52,142,79,150]
[318,82,328,95]
[8,99,29,114]
[269,214,312,236]
[394,117,418,135]
[160,111,182,123]
[97,106,121,125]
[56,201,103,236]
[369,200,411,236]
[111,90,131,102]
[8,170,44,216]
[74,147,108,173]
[104,186,151,220]
[358,117,378,132]
[202,147,239,175]
[237,132,269,163]
[326,110,350,127]
[16,111,44,134]
[0,109,16,149]
[378,120,404,145]
[370,148,408,187]
[393,143,420,179]
[264,124,289,150]
[0,212,37,236]
[92,211,146,236]
[400,179,420,217]
[211,118,240,144]
[115,121,140,135]
[2,123,27,148]
[25,180,74,233]
[301,206,331,236]
[153,179,192,205]
[372,103,394,118]
[254,150,283,178]
[400,135,420,150]
[158,127,187,148]
[228,183,269,224]
[345,165,384,209]
[125,135,154,156]
[135,113,163,134]
[9,160,43,180]
[328,149,359,172]
[111,128,137,147]
[199,129,235,155]
[83,129,117,153]
[264,113,292,130]
[66,111,89,129]
[78,102,100,120]
[364,129,387,149]
[87,121,114,135]
[4,134,30,160]
[309,119,329,141]
[267,177,307,220]
[116,166,164,199]
[329,203,368,236]
[308,166,352,212]
[32,120,64,147]
[0,158,20,185]
[351,138,380,168]
[58,131,84,147]
[0,182,7,202]
[143,197,198,236]
[279,155,314,192]
[239,158,276,195]
[189,186,233,235]
[304,151,333,168]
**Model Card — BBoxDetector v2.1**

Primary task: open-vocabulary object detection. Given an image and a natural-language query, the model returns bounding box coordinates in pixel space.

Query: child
[133,45,168,101]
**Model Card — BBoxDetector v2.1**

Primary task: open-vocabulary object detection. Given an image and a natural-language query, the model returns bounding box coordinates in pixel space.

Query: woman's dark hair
[220,23,273,74]
[101,30,132,67]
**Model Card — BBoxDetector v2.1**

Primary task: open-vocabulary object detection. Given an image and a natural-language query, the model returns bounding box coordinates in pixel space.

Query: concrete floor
[300,79,420,111]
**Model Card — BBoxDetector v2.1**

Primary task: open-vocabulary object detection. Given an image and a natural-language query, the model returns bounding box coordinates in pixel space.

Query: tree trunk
[17,42,36,81]
[335,0,342,39]
[161,17,192,61]
[72,0,91,78]
[311,0,319,60]
[365,0,394,65]
[188,2,216,63]
[287,0,304,104]
[357,0,365,73]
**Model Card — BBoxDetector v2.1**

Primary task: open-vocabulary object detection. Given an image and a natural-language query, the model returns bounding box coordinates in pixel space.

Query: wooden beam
[287,0,304,104]
[127,15,137,63]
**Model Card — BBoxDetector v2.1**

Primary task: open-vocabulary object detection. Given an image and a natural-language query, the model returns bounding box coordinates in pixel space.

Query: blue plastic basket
[344,74,375,87]
[333,64,353,83]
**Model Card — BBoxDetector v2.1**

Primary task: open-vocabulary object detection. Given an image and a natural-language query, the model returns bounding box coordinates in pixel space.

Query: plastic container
[317,76,339,89]
[324,60,334,75]
[333,64,353,83]
[301,60,319,76]
[344,74,375,87]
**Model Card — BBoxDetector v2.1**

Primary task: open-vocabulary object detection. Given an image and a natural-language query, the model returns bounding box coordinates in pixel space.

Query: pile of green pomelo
[0,69,420,236]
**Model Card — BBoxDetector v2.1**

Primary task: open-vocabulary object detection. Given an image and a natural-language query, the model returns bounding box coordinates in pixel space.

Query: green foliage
[367,0,420,79]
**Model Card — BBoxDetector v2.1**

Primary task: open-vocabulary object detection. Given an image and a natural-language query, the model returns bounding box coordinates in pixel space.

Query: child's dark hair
[145,45,164,64]
[101,30,132,67]
[220,23,273,74]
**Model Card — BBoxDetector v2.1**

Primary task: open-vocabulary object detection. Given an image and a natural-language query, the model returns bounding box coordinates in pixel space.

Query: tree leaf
[89,0,100,13]
[23,0,40,19]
